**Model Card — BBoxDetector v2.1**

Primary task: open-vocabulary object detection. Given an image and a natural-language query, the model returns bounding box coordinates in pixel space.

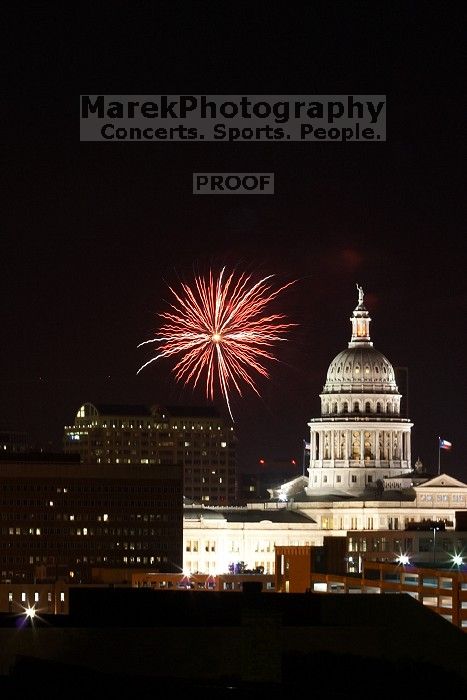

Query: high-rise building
[0,455,183,583]
[0,428,31,454]
[64,403,237,505]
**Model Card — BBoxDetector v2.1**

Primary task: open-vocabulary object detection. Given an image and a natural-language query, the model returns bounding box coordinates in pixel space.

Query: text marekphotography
[80,95,386,142]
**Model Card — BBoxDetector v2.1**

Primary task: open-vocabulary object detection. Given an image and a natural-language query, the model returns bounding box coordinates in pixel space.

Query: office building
[64,403,237,505]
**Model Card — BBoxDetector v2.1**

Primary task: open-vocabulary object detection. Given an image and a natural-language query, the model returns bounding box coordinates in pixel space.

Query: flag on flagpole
[439,438,452,451]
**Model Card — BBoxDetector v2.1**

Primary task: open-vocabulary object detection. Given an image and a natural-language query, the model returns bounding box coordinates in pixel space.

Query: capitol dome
[324,346,398,394]
[319,285,401,416]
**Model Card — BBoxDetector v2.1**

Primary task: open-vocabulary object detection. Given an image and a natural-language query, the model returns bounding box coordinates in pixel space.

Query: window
[351,475,357,483]
[336,475,341,483]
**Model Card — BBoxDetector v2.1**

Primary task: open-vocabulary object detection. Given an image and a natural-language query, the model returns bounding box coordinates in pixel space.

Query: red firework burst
[137,268,296,419]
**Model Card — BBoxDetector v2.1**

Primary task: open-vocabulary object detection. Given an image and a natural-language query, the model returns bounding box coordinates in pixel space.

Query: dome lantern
[349,284,372,348]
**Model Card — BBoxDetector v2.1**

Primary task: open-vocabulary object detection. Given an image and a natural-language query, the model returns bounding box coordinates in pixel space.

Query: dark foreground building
[0,457,183,583]
[0,587,467,695]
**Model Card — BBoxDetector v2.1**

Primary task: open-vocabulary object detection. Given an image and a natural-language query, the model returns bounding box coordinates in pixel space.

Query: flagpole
[438,436,441,476]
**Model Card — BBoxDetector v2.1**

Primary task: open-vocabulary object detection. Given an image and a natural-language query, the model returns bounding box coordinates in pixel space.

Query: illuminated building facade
[181,288,467,575]
[64,404,237,505]
[182,506,319,575]
[306,286,413,496]
[0,458,183,583]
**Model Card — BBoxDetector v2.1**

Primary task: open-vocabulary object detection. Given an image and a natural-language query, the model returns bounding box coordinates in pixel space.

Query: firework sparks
[137,268,296,419]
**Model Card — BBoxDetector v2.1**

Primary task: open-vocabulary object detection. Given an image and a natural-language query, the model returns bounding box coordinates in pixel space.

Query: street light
[396,554,410,566]
[432,525,440,565]
[24,605,36,620]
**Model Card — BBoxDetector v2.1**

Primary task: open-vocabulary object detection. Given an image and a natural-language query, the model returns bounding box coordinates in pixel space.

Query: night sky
[3,5,466,478]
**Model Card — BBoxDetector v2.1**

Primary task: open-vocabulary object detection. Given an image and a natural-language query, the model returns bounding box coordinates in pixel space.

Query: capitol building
[306,285,412,496]
[183,287,467,576]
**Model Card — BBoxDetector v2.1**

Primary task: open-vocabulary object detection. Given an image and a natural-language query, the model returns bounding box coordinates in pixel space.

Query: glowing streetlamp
[24,605,36,619]
[396,554,410,566]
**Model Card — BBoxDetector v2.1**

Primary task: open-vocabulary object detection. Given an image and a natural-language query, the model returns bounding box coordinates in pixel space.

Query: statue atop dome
[356,283,364,306]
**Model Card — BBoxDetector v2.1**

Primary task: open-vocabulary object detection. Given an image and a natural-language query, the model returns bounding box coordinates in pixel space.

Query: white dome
[323,346,398,395]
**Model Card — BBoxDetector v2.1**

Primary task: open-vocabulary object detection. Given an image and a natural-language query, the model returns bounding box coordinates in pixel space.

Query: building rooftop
[165,405,221,418]
[0,451,81,463]
[93,404,152,416]
[184,507,316,524]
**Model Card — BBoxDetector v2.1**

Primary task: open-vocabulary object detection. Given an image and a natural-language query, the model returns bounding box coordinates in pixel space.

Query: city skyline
[3,5,465,480]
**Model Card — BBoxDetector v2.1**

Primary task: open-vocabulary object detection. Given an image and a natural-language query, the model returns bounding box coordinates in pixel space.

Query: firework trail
[137,268,296,419]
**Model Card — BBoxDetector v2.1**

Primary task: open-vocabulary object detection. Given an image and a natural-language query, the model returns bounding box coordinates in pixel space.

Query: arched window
[332,402,338,414]
[376,402,382,413]
[354,402,360,413]
[342,402,348,414]
[387,403,392,414]
[365,402,371,413]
